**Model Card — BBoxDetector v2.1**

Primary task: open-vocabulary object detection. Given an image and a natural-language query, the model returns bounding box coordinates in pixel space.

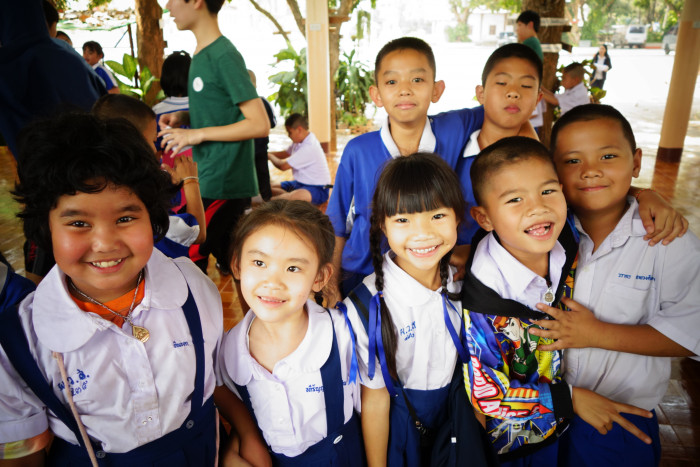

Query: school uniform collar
[228,299,334,385]
[380,116,436,159]
[33,248,189,352]
[382,252,459,307]
[575,197,645,261]
[485,231,565,298]
[462,129,481,158]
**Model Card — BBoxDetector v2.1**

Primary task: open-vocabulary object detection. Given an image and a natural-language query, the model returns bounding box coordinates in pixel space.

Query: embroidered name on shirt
[173,340,190,348]
[306,384,324,393]
[57,368,91,397]
[618,273,655,281]
[399,321,417,341]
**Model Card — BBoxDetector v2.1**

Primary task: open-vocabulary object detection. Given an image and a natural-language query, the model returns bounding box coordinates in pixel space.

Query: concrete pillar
[305,0,331,153]
[657,0,700,163]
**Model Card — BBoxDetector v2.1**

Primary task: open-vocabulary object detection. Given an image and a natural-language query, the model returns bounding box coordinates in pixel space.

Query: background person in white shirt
[265,113,332,205]
[540,62,590,116]
[536,104,699,466]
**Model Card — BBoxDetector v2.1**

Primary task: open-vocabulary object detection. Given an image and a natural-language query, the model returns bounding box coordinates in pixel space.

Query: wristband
[634,188,655,202]
[183,178,199,187]
[181,176,198,182]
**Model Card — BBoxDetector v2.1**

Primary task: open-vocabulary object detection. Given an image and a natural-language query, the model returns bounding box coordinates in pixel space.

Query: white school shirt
[462,129,481,159]
[343,253,462,391]
[219,300,360,457]
[557,81,589,116]
[0,249,223,452]
[564,199,700,410]
[91,62,118,88]
[380,115,437,159]
[470,231,566,311]
[285,132,331,186]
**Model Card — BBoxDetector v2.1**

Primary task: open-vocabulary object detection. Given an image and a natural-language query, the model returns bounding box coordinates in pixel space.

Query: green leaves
[105,54,159,106]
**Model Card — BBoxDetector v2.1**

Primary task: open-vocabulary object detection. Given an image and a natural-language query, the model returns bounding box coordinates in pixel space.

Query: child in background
[248,69,277,203]
[515,10,543,61]
[82,40,120,94]
[326,37,485,301]
[266,113,332,205]
[532,104,700,465]
[220,200,363,465]
[160,0,270,276]
[541,62,589,116]
[342,153,469,466]
[0,114,267,465]
[457,43,543,243]
[153,51,192,164]
[463,136,654,465]
[92,94,207,257]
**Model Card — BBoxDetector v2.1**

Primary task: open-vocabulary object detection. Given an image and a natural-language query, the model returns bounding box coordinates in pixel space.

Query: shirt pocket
[599,280,654,325]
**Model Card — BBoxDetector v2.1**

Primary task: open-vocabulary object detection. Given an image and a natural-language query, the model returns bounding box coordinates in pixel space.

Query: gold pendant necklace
[69,271,149,343]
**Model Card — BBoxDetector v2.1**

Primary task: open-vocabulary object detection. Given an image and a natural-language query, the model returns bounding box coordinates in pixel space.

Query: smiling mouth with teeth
[91,259,123,268]
[410,245,439,254]
[524,223,552,236]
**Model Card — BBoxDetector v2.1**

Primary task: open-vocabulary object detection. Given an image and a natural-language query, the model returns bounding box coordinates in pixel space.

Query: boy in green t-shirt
[516,10,543,61]
[160,0,271,274]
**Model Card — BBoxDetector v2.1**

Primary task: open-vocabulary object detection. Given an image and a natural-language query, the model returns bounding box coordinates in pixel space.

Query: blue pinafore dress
[342,284,469,467]
[234,310,364,467]
[0,286,218,466]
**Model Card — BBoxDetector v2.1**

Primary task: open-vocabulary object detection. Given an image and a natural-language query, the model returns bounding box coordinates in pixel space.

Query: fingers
[535,302,561,318]
[644,213,672,246]
[661,214,689,245]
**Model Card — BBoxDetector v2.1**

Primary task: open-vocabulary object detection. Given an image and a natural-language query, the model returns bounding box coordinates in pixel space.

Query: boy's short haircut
[374,36,437,82]
[481,43,543,86]
[551,103,637,154]
[471,136,554,206]
[563,62,585,80]
[284,113,308,130]
[161,51,191,98]
[92,94,156,134]
[56,30,71,42]
[13,113,178,251]
[42,0,59,28]
[82,40,103,56]
[183,0,225,14]
[517,10,540,32]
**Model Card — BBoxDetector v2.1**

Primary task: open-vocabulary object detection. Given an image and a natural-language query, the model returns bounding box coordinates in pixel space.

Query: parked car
[662,25,678,54]
[497,31,517,47]
[625,25,647,48]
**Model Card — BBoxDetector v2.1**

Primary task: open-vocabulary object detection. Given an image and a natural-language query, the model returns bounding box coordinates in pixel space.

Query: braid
[370,211,399,380]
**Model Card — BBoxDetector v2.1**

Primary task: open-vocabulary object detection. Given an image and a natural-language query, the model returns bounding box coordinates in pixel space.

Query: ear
[231,260,241,281]
[432,80,446,103]
[193,0,207,10]
[536,89,543,104]
[475,84,485,105]
[471,206,494,231]
[369,85,383,108]
[312,263,333,293]
[632,148,642,178]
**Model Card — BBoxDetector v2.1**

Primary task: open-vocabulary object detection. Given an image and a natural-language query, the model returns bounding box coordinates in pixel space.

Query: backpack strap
[346,282,372,331]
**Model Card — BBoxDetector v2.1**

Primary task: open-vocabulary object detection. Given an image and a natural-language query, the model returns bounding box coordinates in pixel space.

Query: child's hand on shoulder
[636,188,689,245]
[571,387,653,444]
[530,297,601,350]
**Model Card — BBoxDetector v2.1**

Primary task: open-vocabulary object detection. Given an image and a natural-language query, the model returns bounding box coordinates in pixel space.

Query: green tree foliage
[106,53,162,106]
[335,50,373,126]
[268,47,309,118]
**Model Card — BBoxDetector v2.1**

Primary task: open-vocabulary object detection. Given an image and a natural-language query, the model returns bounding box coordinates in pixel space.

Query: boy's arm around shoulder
[631,187,689,245]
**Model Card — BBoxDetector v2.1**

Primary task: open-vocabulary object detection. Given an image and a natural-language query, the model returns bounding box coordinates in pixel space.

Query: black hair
[82,40,103,57]
[183,0,225,14]
[481,43,543,86]
[471,136,554,206]
[56,30,72,43]
[285,113,308,130]
[42,0,59,27]
[229,200,335,305]
[13,113,178,251]
[92,94,156,134]
[369,152,465,379]
[563,62,584,80]
[374,37,437,83]
[161,51,191,98]
[517,10,540,32]
[597,43,609,57]
[551,103,636,154]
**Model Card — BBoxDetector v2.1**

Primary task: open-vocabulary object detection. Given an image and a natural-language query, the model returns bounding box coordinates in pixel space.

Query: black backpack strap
[346,282,372,331]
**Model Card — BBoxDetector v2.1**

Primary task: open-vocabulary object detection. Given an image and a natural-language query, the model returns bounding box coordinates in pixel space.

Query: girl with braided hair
[341,153,468,467]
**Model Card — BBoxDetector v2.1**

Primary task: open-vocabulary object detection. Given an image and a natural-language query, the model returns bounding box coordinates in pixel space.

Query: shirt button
[333,435,343,444]
[147,416,153,421]
[96,451,106,458]
[186,420,195,429]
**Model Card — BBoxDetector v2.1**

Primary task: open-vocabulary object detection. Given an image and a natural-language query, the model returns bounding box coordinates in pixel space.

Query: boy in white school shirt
[535,104,700,466]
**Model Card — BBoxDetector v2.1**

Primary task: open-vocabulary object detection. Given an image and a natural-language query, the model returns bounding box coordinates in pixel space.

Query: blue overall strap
[0,305,95,454]
[320,310,344,434]
[334,301,359,384]
[441,294,470,364]
[180,285,205,411]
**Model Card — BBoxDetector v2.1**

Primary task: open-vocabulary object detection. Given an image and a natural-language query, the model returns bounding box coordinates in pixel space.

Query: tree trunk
[523,0,565,148]
[135,0,165,106]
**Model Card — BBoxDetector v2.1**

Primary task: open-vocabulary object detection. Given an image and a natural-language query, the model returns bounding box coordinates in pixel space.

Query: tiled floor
[1,125,699,464]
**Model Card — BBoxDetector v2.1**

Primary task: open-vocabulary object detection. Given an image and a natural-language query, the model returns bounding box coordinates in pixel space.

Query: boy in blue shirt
[326,37,485,301]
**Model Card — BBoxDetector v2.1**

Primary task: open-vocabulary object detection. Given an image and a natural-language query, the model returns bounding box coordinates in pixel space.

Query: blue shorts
[281,180,330,205]
[559,411,661,467]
